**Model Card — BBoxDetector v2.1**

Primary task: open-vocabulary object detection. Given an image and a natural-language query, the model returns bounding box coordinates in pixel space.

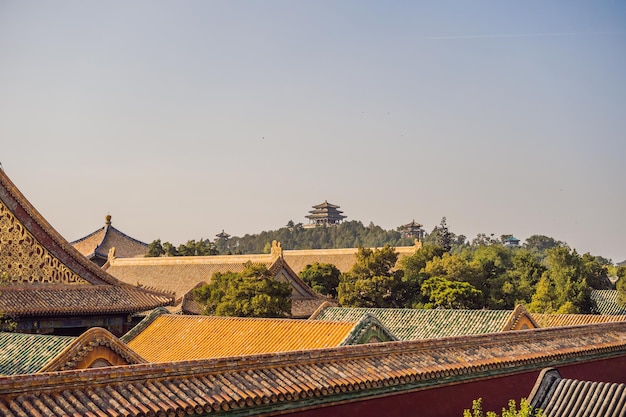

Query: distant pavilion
[304,201,347,228]
[400,219,424,240]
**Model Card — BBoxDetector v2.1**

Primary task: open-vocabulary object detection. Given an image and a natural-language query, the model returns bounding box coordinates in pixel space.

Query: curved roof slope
[532,313,626,328]
[283,244,419,275]
[0,169,174,316]
[71,215,148,261]
[123,313,364,362]
[591,290,626,315]
[3,322,626,417]
[310,306,535,340]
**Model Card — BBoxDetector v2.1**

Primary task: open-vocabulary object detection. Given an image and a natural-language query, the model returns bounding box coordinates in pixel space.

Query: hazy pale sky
[1,1,625,262]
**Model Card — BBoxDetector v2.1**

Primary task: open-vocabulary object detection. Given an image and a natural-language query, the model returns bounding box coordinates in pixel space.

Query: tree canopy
[193,262,291,318]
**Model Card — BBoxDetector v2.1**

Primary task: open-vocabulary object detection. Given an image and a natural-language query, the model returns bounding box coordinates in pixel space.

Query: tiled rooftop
[528,368,626,416]
[71,215,148,261]
[124,313,367,362]
[532,312,626,328]
[2,322,626,416]
[0,332,75,375]
[591,290,626,315]
[310,306,529,339]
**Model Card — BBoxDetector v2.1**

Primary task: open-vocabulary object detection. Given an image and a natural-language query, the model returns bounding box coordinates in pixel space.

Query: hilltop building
[399,219,425,240]
[304,200,347,228]
[71,214,149,266]
[503,236,521,247]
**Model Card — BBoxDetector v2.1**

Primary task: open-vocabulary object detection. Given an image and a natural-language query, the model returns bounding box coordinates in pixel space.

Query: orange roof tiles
[125,314,359,362]
[3,322,626,417]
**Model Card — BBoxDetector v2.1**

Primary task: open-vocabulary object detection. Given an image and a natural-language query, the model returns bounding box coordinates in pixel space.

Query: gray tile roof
[528,368,626,416]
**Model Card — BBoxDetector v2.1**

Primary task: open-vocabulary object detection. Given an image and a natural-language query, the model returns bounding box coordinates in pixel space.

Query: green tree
[435,217,452,252]
[338,245,404,308]
[300,262,341,297]
[421,276,482,309]
[193,262,291,317]
[146,239,165,257]
[523,235,563,258]
[398,244,445,307]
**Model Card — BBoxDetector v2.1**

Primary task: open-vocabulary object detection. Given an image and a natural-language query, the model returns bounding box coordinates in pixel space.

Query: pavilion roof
[2,322,626,416]
[0,169,174,317]
[71,215,148,261]
[309,305,538,339]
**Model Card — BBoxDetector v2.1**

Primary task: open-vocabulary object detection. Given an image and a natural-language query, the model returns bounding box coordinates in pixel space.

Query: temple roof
[283,244,420,274]
[591,290,626,315]
[0,327,146,375]
[104,242,329,317]
[528,368,626,416]
[0,169,174,317]
[121,308,395,362]
[2,322,626,416]
[309,304,538,339]
[71,214,148,263]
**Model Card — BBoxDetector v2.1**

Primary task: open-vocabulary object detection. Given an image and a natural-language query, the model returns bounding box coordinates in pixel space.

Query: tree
[398,244,445,307]
[523,235,563,257]
[464,398,542,417]
[617,267,626,306]
[421,276,482,309]
[193,262,291,318]
[300,262,341,297]
[146,239,165,257]
[338,245,404,308]
[436,217,452,252]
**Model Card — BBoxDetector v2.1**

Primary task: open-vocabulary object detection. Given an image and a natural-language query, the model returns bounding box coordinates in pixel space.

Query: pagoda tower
[305,201,347,228]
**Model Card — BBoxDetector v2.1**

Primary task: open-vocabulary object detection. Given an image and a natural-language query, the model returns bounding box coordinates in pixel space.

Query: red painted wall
[281,355,626,417]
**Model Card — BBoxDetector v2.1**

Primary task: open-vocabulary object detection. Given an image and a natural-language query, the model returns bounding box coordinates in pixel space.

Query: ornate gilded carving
[0,200,87,284]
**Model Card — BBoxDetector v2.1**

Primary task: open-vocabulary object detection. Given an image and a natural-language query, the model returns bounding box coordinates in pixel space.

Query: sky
[1,1,625,262]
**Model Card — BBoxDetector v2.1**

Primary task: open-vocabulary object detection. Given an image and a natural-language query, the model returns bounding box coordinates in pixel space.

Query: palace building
[0,168,174,336]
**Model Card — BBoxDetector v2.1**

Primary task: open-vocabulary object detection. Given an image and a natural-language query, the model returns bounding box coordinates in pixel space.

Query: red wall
[281,355,626,417]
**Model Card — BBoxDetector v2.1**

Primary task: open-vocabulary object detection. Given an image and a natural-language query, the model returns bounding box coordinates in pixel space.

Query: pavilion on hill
[304,200,347,228]
[399,219,424,240]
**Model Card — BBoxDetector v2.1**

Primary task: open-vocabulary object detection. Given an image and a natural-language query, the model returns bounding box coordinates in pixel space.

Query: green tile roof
[0,332,75,375]
[590,290,626,315]
[311,307,515,340]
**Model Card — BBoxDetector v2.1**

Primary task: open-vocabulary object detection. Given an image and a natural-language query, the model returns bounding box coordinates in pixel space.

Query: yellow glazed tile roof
[532,313,626,328]
[126,314,358,362]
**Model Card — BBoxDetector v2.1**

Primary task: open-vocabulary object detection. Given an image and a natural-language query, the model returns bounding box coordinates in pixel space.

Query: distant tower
[503,236,520,247]
[304,201,347,228]
[400,220,425,241]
